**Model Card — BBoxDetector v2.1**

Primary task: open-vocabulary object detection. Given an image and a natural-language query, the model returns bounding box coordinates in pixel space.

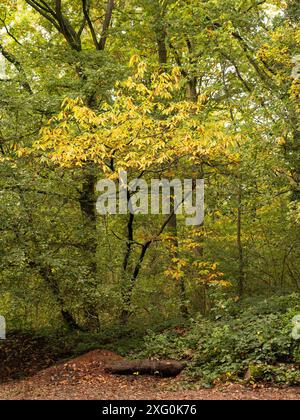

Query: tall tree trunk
[170,194,188,318]
[26,260,82,331]
[237,181,245,297]
[121,240,151,324]
[79,167,97,273]
[154,5,188,317]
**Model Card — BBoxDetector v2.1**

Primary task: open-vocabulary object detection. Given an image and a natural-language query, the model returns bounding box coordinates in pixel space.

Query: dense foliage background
[0,0,300,385]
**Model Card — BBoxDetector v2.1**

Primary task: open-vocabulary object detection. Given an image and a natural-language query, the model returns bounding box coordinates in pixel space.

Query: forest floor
[0,349,300,400]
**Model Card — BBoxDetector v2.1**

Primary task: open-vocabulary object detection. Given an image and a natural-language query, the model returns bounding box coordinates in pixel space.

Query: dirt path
[0,350,299,400]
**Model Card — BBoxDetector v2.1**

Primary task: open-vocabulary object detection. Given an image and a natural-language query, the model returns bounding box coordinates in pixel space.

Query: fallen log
[105,359,184,377]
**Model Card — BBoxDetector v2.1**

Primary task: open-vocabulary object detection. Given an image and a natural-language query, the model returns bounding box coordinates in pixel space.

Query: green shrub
[138,294,300,386]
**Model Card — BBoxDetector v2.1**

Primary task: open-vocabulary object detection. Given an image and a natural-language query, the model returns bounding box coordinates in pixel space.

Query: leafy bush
[138,294,300,386]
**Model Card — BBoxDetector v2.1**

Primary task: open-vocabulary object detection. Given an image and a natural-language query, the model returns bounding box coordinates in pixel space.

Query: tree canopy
[0,2,300,380]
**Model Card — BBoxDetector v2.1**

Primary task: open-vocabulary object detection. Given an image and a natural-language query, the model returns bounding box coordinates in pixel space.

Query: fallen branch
[105,359,184,377]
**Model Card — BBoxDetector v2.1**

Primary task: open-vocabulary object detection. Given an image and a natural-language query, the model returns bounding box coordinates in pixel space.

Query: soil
[0,349,299,400]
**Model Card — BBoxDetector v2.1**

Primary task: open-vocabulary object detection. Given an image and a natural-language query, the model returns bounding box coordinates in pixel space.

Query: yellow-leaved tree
[32,60,236,320]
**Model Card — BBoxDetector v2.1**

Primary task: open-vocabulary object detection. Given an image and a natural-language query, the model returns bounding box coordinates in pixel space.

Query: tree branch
[0,16,23,46]
[82,0,100,49]
[245,0,267,13]
[99,0,115,50]
[25,0,61,32]
[0,43,32,93]
[26,0,81,50]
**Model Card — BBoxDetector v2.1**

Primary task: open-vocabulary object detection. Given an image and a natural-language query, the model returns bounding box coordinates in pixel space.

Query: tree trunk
[79,167,98,273]
[237,182,245,297]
